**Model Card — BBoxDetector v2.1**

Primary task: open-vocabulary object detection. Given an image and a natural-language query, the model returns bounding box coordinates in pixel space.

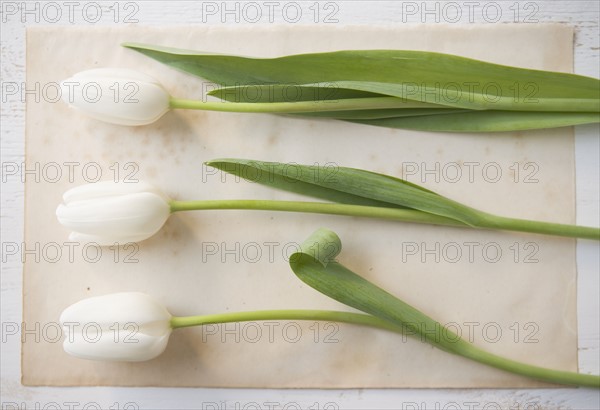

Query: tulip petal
[62,180,169,204]
[62,329,170,362]
[67,231,151,246]
[60,292,172,328]
[69,68,162,85]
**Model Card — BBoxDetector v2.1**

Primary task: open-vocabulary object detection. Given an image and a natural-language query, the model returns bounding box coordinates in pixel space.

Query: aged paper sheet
[23,24,577,387]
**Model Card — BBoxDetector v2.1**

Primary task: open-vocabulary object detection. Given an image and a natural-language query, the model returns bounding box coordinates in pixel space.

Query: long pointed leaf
[293,108,468,120]
[289,228,466,354]
[209,84,599,128]
[209,82,464,118]
[205,159,600,238]
[210,84,386,103]
[123,43,600,112]
[289,228,600,388]
[205,159,483,225]
[350,110,600,132]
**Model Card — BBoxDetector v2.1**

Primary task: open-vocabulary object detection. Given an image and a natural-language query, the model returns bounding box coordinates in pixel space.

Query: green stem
[171,96,600,114]
[478,213,600,240]
[170,310,399,332]
[460,344,599,388]
[170,310,599,388]
[169,96,444,113]
[169,199,599,239]
[169,199,466,228]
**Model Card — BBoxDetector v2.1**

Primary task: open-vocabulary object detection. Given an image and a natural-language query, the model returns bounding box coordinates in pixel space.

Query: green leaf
[123,43,600,112]
[205,159,600,239]
[209,84,386,103]
[349,110,600,132]
[209,84,599,128]
[293,108,467,120]
[289,228,465,354]
[210,84,461,119]
[205,159,484,225]
[203,160,406,209]
[289,228,600,388]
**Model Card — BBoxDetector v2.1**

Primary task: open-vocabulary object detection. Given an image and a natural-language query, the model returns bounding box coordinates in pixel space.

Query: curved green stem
[171,310,399,332]
[170,309,599,388]
[478,213,600,240]
[169,199,466,228]
[461,344,599,388]
[169,96,444,113]
[169,199,599,239]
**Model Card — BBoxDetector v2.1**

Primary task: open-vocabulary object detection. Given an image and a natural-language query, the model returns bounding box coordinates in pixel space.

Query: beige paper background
[23,24,577,387]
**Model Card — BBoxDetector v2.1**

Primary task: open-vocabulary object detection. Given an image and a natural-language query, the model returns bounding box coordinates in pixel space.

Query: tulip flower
[59,44,600,131]
[55,180,170,245]
[60,68,171,126]
[56,163,599,246]
[60,292,172,361]
[60,291,400,362]
[58,265,599,387]
[60,67,445,127]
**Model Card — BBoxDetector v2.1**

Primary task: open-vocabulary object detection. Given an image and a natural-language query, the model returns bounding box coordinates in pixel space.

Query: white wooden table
[1,1,598,408]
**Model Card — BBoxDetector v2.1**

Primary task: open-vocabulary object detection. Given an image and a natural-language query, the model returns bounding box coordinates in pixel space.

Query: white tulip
[56,180,171,245]
[60,292,172,362]
[60,68,171,126]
